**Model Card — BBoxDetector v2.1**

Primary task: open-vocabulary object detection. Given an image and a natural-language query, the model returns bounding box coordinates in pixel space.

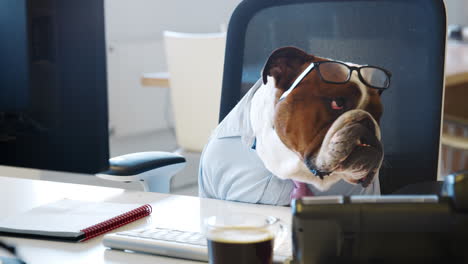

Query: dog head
[250,47,386,190]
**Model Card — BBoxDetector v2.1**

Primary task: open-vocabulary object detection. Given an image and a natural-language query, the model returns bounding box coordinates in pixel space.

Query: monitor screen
[0,0,29,112]
[0,0,109,174]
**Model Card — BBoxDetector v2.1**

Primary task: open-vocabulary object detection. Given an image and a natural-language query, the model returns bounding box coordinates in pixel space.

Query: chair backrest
[164,31,226,152]
[220,0,446,194]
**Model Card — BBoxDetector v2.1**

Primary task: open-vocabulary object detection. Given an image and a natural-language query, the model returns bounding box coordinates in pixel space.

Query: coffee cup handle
[268,217,289,252]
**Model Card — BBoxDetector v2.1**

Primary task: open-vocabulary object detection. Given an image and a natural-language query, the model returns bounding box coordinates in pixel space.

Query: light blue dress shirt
[198,80,380,206]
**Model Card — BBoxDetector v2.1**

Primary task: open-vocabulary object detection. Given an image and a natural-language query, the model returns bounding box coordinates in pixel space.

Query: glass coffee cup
[204,214,286,264]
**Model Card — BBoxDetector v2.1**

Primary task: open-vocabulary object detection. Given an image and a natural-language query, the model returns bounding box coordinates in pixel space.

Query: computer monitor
[0,0,109,174]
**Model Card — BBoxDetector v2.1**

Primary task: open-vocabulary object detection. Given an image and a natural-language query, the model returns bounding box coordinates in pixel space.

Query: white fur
[250,76,342,191]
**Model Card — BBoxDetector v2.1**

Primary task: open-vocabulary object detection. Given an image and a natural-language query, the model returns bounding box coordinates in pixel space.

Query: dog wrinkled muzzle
[311,110,383,187]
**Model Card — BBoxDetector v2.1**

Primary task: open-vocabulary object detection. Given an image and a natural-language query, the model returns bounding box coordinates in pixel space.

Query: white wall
[104,0,241,137]
[105,0,240,41]
[445,0,468,26]
[106,39,171,136]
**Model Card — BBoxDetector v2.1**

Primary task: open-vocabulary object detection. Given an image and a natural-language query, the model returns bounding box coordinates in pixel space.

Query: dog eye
[331,98,345,110]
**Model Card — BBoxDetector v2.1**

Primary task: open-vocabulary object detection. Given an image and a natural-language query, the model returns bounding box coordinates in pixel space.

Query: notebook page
[0,199,146,233]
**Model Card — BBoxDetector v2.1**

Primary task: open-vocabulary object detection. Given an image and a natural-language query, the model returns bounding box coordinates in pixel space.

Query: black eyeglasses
[315,61,391,90]
[280,60,392,100]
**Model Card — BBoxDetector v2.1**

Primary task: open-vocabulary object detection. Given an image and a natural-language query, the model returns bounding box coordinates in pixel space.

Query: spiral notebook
[0,199,152,242]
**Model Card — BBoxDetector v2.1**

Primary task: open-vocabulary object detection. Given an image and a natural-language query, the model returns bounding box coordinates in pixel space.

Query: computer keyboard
[103,227,293,263]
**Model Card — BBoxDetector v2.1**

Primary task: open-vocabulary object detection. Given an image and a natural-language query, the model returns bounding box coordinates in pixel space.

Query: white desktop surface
[0,176,291,264]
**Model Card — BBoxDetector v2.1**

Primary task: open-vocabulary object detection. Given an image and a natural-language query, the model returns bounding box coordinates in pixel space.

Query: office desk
[141,72,170,88]
[0,176,290,264]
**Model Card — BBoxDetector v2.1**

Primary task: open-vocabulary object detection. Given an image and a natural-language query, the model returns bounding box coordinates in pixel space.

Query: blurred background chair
[164,31,226,153]
[220,0,446,194]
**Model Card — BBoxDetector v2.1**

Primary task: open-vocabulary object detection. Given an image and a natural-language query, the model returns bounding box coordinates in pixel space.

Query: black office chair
[219,0,446,194]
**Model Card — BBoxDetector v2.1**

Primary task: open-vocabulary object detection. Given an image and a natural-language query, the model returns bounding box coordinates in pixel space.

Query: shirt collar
[213,79,263,147]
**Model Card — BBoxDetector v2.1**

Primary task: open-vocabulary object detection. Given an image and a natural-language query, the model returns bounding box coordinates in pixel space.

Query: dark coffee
[207,227,274,264]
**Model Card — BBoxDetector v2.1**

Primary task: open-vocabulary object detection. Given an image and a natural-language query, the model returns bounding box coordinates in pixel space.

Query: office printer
[291,173,468,264]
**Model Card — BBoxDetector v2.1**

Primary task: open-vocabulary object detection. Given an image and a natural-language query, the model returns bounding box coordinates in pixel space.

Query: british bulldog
[199,47,391,205]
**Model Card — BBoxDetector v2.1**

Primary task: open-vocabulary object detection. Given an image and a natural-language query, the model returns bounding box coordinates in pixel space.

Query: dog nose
[358,117,375,134]
[354,117,381,149]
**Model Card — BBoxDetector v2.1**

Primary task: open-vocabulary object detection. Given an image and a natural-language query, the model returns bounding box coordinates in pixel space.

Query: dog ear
[261,47,313,89]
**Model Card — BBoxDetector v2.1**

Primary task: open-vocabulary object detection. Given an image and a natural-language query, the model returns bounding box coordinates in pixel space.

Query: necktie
[290,180,314,201]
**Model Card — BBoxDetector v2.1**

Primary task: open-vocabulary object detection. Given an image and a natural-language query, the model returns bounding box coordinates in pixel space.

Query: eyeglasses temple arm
[279,62,315,101]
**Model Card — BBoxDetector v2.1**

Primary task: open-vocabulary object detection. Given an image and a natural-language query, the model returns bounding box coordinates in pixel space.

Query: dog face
[251,47,385,190]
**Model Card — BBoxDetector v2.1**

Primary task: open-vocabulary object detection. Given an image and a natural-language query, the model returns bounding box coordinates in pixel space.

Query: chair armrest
[96,152,186,193]
[104,151,186,176]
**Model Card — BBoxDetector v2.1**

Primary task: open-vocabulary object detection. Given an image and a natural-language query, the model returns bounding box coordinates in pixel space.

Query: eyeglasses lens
[360,67,389,89]
[318,62,350,83]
